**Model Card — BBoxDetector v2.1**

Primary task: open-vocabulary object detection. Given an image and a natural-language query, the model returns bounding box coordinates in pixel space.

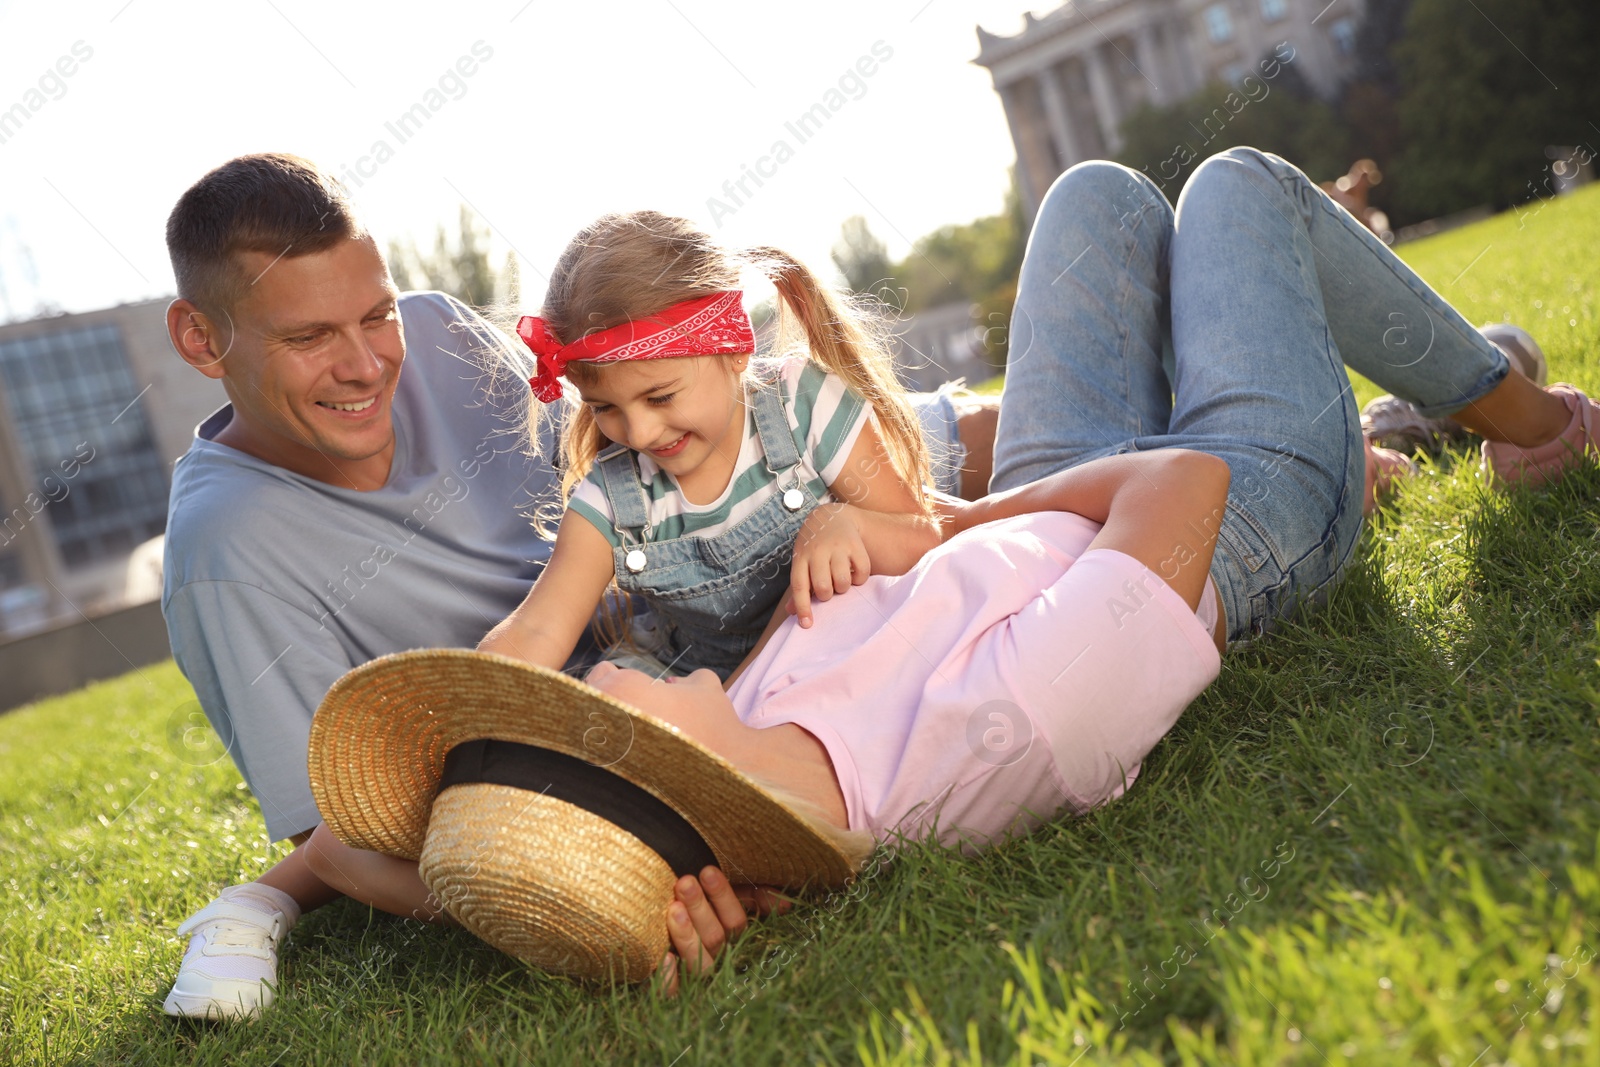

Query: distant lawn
[3,185,1599,1065]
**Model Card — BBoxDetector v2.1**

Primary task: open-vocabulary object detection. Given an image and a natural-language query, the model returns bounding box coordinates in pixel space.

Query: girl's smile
[650,432,691,457]
[573,354,748,504]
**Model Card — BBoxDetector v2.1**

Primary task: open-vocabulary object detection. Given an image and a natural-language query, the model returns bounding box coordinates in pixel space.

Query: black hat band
[437,738,719,879]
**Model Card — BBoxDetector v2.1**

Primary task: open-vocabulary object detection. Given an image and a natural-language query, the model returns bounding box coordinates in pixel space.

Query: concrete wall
[0,598,171,713]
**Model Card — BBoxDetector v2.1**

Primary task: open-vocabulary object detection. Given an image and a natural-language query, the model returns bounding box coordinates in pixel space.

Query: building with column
[977,0,1366,216]
[0,298,224,636]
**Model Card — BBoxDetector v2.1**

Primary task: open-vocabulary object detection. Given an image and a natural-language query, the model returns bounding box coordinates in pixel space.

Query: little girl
[478,211,940,679]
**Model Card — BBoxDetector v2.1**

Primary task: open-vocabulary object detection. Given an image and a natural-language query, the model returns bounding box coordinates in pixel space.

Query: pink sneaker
[1481,384,1600,489]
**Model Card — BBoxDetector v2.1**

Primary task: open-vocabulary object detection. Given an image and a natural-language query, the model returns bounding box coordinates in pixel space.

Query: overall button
[782,487,804,511]
[624,549,647,573]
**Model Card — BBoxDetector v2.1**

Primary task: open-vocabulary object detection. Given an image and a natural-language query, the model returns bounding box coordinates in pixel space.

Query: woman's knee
[1180,147,1308,215]
[1035,159,1172,242]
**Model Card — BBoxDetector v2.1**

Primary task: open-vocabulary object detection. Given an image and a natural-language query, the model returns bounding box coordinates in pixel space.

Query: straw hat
[307,648,860,983]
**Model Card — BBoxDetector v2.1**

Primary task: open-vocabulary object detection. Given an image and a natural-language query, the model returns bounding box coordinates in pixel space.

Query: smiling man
[157,154,777,1019]
[155,153,996,1020]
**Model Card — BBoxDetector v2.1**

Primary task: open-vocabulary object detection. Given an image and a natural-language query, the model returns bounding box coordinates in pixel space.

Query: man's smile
[317,396,378,413]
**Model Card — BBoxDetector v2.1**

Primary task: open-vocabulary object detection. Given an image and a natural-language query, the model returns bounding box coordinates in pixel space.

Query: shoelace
[200,918,281,960]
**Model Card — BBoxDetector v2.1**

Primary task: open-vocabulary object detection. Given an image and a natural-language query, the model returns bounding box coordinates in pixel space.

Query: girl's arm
[788,419,942,626]
[825,417,944,573]
[477,510,617,669]
[942,450,1231,614]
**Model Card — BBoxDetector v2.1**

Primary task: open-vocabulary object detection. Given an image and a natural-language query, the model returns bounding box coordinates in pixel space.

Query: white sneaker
[162,885,298,1020]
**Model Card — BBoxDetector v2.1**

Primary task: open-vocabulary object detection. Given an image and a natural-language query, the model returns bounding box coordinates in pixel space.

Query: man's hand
[788,503,870,628]
[655,866,791,998]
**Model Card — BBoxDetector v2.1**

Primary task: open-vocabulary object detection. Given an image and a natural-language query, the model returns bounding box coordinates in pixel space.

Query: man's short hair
[166,153,365,315]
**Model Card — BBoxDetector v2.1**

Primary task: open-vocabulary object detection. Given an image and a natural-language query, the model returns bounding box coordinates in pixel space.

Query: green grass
[4,185,1600,1065]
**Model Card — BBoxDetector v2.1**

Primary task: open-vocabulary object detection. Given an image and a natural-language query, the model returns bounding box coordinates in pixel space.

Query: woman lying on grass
[309,147,1600,977]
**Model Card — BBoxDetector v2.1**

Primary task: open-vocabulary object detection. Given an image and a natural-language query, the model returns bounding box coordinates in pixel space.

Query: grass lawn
[4,186,1600,1066]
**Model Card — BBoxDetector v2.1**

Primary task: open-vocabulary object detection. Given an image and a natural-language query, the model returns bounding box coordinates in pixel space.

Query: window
[1204,3,1234,43]
[1259,0,1286,20]
[1330,16,1356,55]
[1222,63,1247,85]
[0,323,168,568]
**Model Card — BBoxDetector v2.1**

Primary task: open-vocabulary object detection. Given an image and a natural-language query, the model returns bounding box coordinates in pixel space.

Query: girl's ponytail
[746,246,931,510]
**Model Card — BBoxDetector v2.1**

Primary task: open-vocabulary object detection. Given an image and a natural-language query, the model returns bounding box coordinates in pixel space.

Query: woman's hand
[655,866,791,998]
[787,502,871,628]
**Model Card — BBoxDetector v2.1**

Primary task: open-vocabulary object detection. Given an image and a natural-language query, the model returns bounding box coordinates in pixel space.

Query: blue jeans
[991,147,1510,643]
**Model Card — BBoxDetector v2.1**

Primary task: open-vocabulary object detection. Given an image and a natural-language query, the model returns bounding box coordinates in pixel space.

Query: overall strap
[595,444,653,542]
[749,373,804,476]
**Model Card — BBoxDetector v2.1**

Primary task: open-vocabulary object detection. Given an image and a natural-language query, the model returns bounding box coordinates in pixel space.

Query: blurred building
[0,298,223,637]
[977,0,1367,215]
[887,302,994,392]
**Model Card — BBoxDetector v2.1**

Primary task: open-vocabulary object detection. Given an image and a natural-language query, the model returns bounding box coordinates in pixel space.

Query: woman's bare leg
[1453,367,1572,446]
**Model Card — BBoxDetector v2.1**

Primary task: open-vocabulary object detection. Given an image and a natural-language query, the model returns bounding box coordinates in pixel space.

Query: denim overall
[594,375,821,679]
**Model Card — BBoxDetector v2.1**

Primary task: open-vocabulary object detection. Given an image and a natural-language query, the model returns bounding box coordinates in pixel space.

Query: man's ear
[166,298,231,379]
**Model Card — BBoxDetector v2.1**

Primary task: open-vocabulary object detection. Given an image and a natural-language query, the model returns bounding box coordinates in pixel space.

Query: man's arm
[166,579,358,841]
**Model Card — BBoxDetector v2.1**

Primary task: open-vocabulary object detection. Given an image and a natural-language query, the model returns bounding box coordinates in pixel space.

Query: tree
[1334,0,1412,221]
[831,215,892,297]
[1392,0,1600,220]
[878,172,1028,366]
[1348,0,1413,96]
[1116,65,1350,203]
[387,204,519,309]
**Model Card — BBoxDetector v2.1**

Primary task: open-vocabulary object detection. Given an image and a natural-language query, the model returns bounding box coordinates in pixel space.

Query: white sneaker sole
[162,979,272,1020]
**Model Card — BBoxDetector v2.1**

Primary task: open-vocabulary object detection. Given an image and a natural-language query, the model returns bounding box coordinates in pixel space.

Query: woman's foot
[1361,393,1471,455]
[1364,435,1416,516]
[1361,323,1549,455]
[1481,384,1600,489]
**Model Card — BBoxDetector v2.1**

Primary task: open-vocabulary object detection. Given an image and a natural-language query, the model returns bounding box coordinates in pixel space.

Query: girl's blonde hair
[531,211,931,509]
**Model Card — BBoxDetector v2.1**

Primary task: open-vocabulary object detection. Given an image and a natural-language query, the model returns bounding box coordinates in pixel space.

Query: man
[157,153,995,1019]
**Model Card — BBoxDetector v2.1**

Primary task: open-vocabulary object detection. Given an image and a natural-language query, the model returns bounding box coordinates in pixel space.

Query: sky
[0,0,1040,320]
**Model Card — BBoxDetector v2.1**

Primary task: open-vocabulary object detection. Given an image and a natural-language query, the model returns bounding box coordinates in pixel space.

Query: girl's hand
[788,502,870,628]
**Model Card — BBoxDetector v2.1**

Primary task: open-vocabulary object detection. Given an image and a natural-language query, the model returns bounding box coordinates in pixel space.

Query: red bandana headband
[516,290,754,403]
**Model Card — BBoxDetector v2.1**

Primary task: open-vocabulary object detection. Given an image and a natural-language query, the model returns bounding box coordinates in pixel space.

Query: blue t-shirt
[162,292,560,840]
